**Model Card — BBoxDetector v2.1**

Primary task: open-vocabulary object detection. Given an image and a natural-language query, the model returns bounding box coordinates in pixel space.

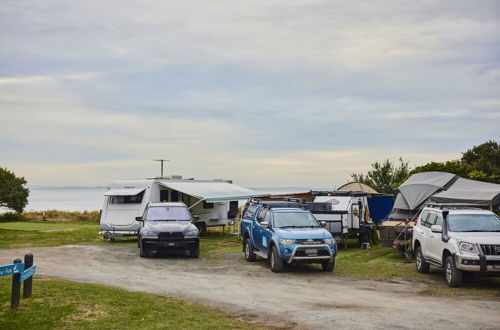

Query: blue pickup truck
[241,201,337,272]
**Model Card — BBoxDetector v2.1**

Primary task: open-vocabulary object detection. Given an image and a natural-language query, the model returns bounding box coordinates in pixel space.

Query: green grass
[0,277,259,330]
[0,222,103,249]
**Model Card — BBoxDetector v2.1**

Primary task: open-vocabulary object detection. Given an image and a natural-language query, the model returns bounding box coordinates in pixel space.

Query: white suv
[412,205,500,287]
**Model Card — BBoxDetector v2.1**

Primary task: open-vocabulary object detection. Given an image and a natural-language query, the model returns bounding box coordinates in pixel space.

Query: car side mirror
[260,221,269,228]
[320,221,326,227]
[431,225,442,233]
[135,217,143,222]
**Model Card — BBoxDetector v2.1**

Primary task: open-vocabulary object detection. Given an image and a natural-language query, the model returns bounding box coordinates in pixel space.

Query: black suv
[136,202,200,258]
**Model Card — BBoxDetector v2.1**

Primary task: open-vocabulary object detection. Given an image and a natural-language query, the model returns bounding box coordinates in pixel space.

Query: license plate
[305,248,317,256]
[168,243,175,246]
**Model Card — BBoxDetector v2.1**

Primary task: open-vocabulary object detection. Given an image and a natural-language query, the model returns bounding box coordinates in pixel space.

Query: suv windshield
[145,206,191,221]
[273,212,320,228]
[448,213,500,232]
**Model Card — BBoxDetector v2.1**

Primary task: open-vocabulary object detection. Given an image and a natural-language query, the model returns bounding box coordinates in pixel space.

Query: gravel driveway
[1,245,499,329]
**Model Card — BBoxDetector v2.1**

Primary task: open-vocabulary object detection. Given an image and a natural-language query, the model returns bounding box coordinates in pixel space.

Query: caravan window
[111,191,144,204]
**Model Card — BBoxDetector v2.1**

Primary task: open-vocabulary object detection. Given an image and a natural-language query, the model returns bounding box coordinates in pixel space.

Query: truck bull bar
[287,244,333,264]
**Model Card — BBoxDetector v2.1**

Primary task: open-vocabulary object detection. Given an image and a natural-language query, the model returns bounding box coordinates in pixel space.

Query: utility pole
[153,159,170,178]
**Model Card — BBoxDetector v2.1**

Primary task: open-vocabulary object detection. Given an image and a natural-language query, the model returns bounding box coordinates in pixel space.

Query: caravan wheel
[103,232,112,241]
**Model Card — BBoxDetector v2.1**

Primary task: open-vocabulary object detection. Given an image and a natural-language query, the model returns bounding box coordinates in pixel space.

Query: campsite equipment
[100,177,258,240]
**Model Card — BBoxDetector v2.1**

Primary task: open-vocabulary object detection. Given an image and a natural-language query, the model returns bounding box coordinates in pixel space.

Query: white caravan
[99,177,256,240]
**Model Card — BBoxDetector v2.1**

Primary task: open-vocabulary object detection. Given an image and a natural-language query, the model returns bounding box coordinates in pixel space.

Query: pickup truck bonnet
[273,228,332,239]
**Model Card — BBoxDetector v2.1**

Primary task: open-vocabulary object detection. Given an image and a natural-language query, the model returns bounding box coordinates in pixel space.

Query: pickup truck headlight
[323,238,335,245]
[280,239,296,245]
[459,242,479,255]
[141,230,158,238]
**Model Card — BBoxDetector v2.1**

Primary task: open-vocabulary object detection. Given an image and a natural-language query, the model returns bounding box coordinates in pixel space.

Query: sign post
[11,259,22,309]
[23,254,34,298]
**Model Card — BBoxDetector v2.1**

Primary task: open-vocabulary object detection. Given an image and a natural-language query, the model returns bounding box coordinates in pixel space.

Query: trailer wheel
[103,232,113,242]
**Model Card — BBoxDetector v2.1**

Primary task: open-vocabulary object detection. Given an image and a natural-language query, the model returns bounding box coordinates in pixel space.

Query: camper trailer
[308,191,374,246]
[99,177,256,240]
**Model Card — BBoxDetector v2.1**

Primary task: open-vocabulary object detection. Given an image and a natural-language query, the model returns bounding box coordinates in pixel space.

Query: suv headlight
[323,238,335,245]
[280,239,296,245]
[459,242,479,255]
[185,228,199,237]
[141,230,157,238]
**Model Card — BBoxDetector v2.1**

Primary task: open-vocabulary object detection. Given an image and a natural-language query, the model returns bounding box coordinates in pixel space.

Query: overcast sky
[1,0,499,187]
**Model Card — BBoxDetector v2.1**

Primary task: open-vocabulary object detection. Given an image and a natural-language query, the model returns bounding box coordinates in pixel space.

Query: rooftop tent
[431,178,500,208]
[158,180,258,202]
[389,172,458,220]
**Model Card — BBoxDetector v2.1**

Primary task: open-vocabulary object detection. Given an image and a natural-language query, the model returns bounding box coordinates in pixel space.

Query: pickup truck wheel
[445,256,463,287]
[415,246,430,273]
[244,238,256,261]
[270,246,284,273]
[322,258,335,272]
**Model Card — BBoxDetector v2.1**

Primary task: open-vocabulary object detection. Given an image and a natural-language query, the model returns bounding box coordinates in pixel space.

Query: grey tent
[430,177,500,208]
[388,172,458,220]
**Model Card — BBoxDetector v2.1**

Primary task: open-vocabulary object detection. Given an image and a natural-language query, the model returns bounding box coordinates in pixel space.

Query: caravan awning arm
[189,198,205,210]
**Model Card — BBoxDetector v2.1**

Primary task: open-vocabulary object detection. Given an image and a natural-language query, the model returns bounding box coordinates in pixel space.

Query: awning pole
[189,198,205,210]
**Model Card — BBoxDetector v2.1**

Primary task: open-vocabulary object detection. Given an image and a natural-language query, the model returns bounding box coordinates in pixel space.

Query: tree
[351,158,410,194]
[0,167,29,213]
[410,140,500,183]
[461,140,500,183]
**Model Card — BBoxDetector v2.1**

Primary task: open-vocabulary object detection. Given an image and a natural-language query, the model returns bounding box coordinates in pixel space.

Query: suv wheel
[415,246,430,273]
[139,240,147,258]
[270,246,284,273]
[445,256,463,287]
[244,238,256,261]
[322,257,335,272]
[190,246,200,258]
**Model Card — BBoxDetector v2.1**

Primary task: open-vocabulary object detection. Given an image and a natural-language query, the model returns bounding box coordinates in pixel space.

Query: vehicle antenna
[153,159,170,178]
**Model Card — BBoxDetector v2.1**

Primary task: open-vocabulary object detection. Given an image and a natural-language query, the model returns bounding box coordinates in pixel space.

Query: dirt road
[1,245,499,329]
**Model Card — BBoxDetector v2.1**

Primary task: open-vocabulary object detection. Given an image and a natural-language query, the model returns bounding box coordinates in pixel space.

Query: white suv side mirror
[431,225,442,233]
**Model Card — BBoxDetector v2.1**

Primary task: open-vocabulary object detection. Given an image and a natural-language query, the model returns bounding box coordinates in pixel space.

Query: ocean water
[20,186,325,212]
[25,186,107,212]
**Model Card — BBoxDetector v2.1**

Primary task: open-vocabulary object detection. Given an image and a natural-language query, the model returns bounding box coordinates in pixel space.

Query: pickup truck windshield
[145,206,191,221]
[448,214,500,232]
[273,212,320,228]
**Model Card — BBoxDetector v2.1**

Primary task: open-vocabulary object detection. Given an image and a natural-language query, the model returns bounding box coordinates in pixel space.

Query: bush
[22,210,100,222]
[0,212,27,222]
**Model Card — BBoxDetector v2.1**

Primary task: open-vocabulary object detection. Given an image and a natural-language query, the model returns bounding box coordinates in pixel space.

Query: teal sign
[20,265,36,283]
[0,263,25,277]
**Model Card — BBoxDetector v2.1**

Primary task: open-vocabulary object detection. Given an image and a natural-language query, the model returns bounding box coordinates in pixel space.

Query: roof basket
[424,202,484,210]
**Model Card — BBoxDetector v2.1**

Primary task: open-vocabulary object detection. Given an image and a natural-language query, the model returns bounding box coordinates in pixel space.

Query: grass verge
[0,277,258,330]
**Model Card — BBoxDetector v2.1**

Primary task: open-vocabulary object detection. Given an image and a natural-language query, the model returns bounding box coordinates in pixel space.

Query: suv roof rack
[250,199,305,209]
[424,203,484,210]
